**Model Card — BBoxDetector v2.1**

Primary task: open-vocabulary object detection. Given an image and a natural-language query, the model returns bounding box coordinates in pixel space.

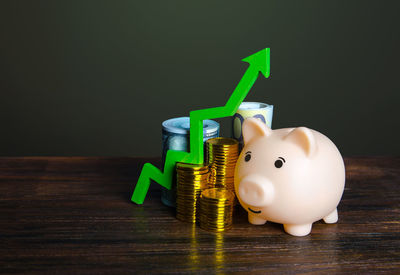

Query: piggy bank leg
[323,208,338,224]
[283,224,312,236]
[248,214,267,225]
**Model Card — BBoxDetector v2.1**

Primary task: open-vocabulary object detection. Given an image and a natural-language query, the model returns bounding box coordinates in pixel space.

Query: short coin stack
[199,187,235,232]
[176,163,210,223]
[206,137,239,195]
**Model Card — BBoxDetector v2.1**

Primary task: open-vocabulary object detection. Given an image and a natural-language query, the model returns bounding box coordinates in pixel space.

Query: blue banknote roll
[161,117,219,207]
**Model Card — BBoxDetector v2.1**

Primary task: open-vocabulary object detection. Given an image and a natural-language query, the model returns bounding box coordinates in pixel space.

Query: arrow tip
[242,48,270,78]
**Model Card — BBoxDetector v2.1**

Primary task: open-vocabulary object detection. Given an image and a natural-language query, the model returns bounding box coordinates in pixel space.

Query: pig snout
[238,175,275,207]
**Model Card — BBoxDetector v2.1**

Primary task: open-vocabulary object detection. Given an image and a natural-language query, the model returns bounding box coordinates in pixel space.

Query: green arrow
[131,48,270,204]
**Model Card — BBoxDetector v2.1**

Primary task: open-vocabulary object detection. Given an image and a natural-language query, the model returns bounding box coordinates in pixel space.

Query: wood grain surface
[0,157,399,274]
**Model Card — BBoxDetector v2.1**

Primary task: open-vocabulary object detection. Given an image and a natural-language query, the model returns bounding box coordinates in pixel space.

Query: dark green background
[1,1,399,156]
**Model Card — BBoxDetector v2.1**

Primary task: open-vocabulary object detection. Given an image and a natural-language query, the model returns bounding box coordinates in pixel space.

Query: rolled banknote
[161,117,219,207]
[232,102,273,150]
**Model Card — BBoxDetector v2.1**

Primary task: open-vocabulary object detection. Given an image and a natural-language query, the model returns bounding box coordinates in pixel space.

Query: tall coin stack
[199,188,235,232]
[205,137,239,196]
[176,163,210,223]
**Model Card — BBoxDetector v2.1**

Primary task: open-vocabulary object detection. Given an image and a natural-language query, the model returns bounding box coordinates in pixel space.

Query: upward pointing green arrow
[131,48,270,204]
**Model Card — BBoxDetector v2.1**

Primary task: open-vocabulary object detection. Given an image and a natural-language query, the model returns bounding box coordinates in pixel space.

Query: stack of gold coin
[206,137,239,194]
[176,162,210,223]
[199,187,235,232]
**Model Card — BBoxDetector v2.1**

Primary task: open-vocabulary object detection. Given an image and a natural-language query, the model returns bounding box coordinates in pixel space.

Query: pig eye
[244,151,251,162]
[274,157,286,168]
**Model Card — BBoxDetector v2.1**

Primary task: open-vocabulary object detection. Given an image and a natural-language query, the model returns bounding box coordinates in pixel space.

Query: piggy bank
[234,118,345,236]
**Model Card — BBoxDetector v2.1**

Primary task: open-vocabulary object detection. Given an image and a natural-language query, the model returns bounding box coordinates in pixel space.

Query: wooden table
[0,157,399,274]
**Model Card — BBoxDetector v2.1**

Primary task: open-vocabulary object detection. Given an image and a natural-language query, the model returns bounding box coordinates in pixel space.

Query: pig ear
[284,127,317,157]
[242,117,272,145]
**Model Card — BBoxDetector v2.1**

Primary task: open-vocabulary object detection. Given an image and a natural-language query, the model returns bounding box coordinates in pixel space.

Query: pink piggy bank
[234,118,345,236]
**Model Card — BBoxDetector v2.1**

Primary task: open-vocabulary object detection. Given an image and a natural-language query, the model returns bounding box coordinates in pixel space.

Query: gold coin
[206,137,239,146]
[201,187,235,201]
[176,162,208,170]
